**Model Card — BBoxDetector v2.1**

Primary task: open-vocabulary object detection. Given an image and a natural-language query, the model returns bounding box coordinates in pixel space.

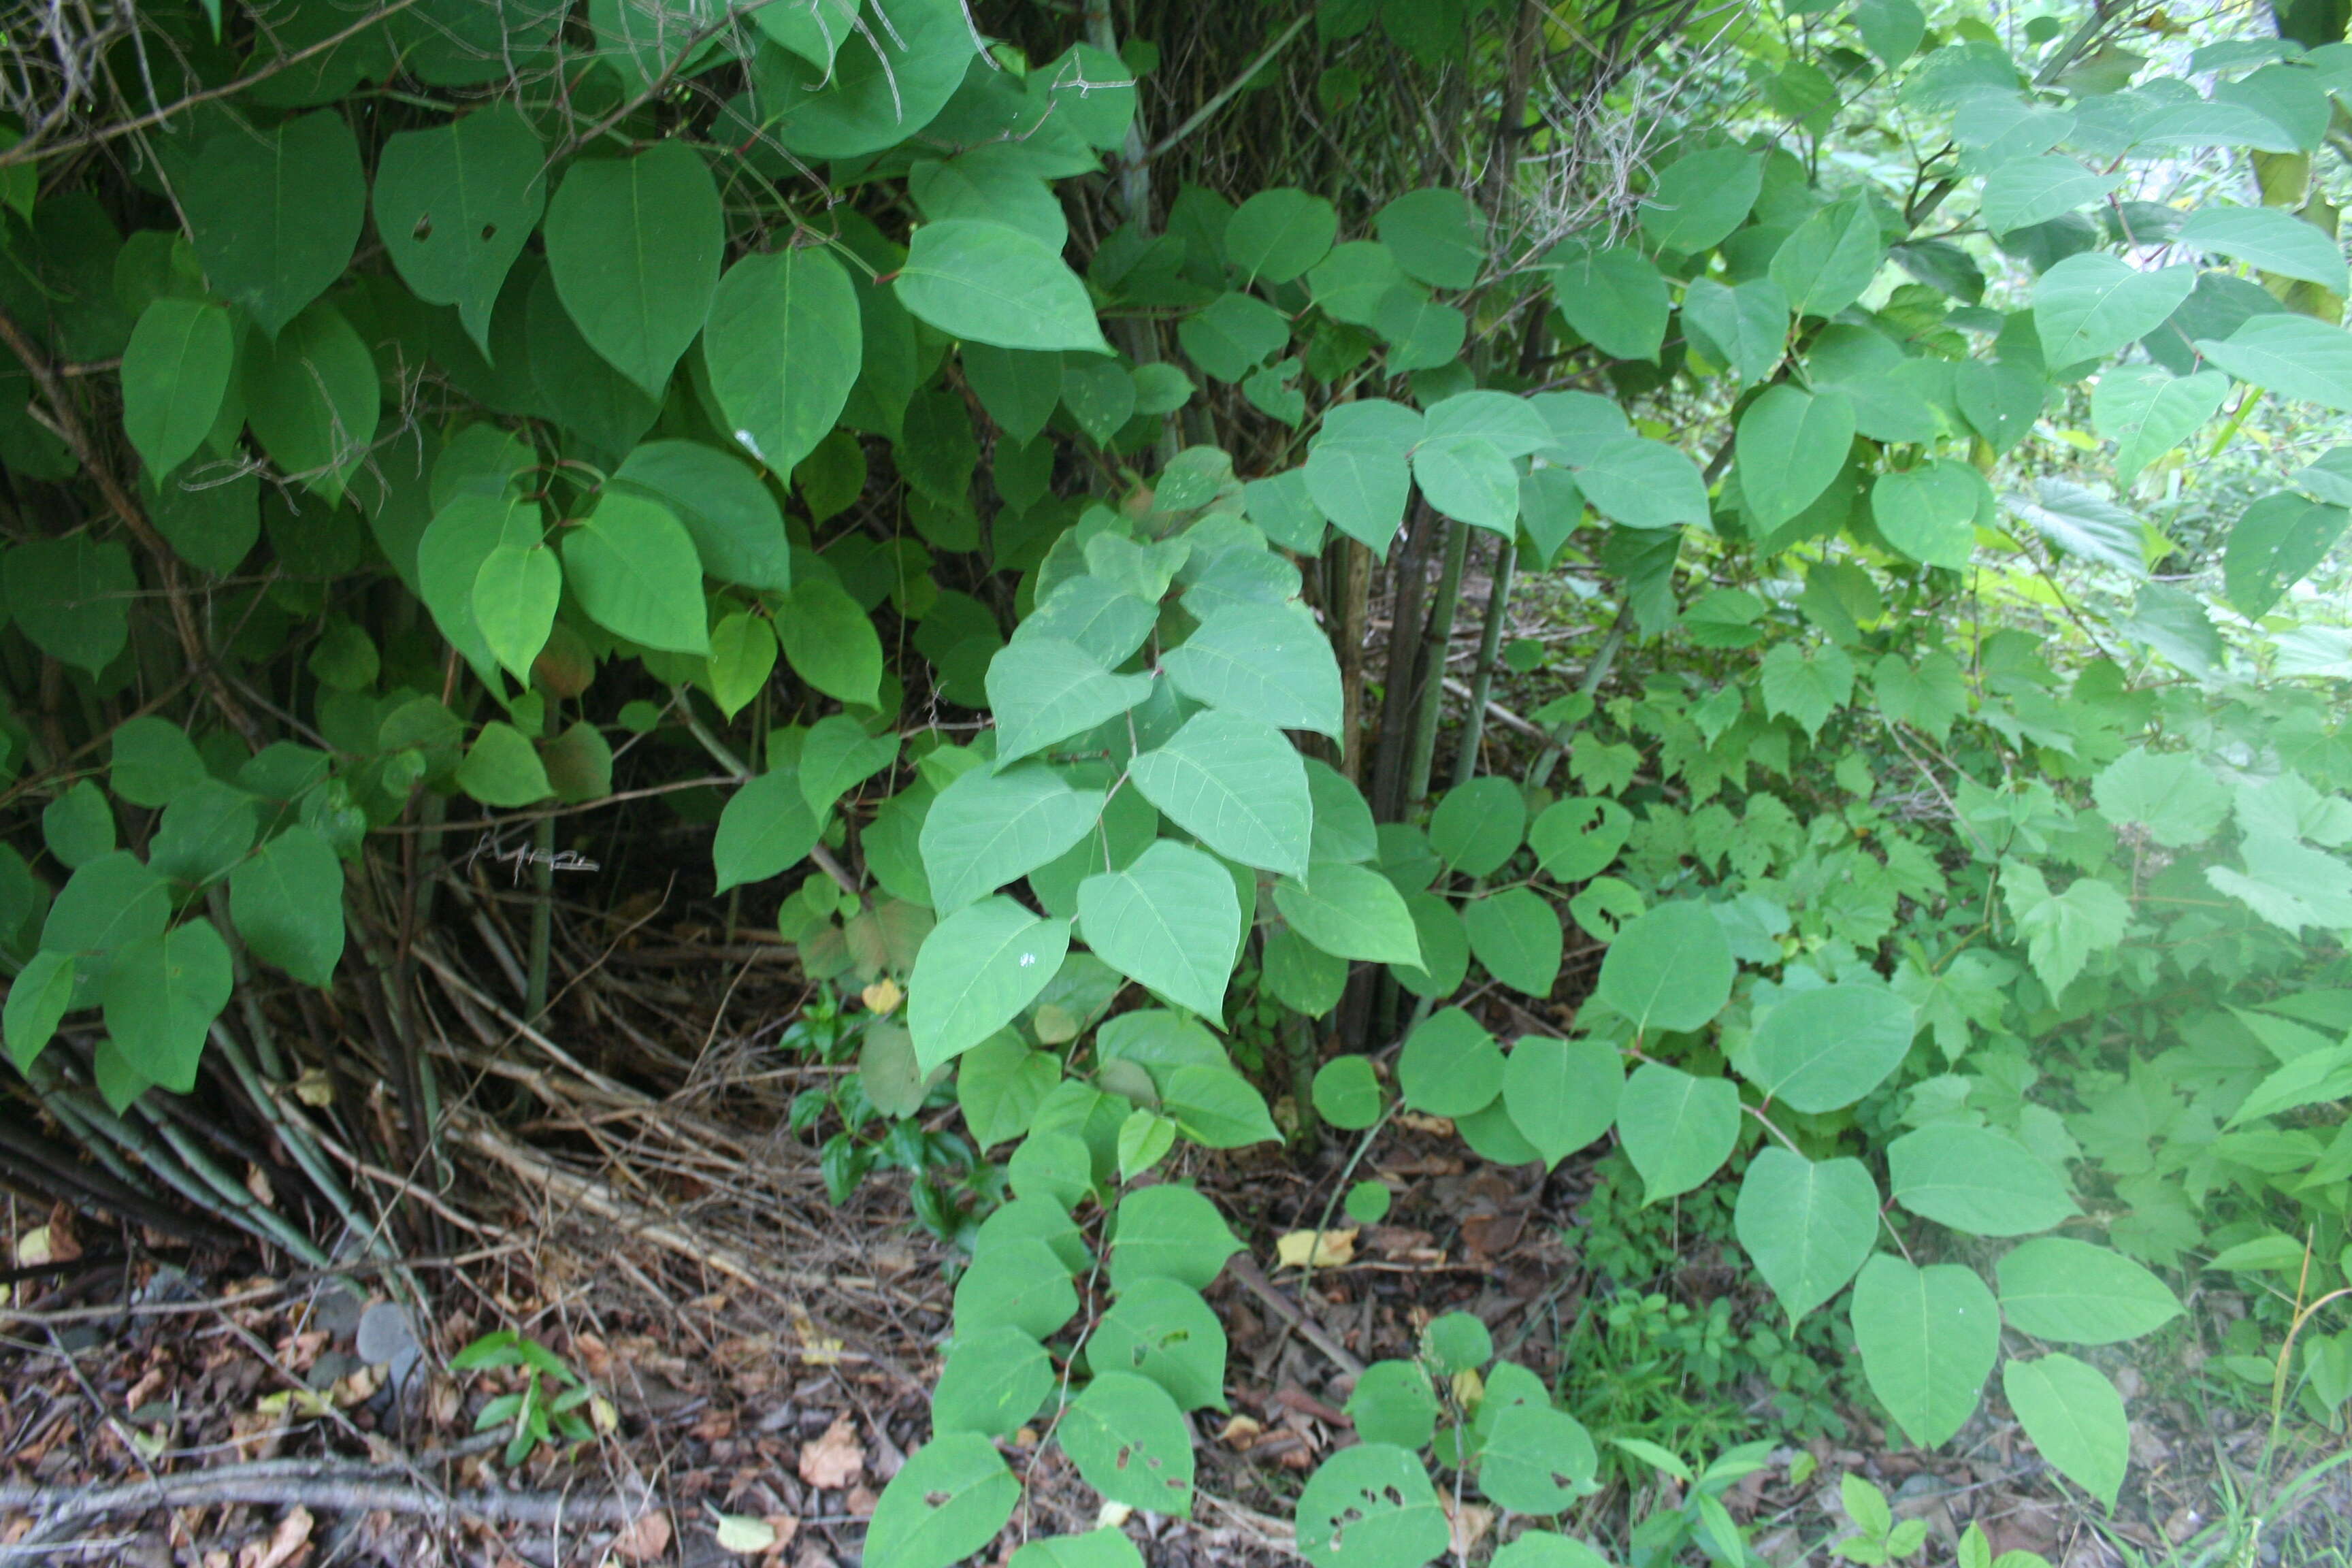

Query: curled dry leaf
[1274,1228,1358,1269]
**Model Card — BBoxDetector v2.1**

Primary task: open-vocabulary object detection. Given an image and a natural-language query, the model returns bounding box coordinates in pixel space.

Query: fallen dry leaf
[237,1506,312,1568]
[1444,1498,1494,1556]
[861,977,902,1015]
[612,1511,672,1563]
[798,1417,864,1490]
[1274,1228,1357,1269]
[1216,1415,1263,1450]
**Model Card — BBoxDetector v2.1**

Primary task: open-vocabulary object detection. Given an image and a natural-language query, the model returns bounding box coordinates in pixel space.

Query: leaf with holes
[1091,1277,1228,1411]
[864,1434,1020,1568]
[1593,902,1735,1034]
[1480,1402,1599,1513]
[1060,1371,1196,1516]
[372,103,545,356]
[1295,1443,1448,1568]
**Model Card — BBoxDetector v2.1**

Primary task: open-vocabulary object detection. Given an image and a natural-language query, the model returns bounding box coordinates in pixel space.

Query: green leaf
[1296,1445,1448,1568]
[1480,1402,1599,1514]
[1980,155,2121,235]
[712,769,819,894]
[1735,1148,1879,1323]
[896,220,1111,354]
[1738,386,1855,532]
[760,0,974,157]
[562,493,708,655]
[1226,189,1338,285]
[1490,1533,1612,1568]
[242,301,379,502]
[227,827,344,987]
[2224,490,2350,617]
[1079,840,1240,1017]
[706,246,862,477]
[1995,1238,2183,1345]
[1744,983,1916,1113]
[1162,602,1342,738]
[1313,1056,1385,1130]
[2191,310,2352,411]
[1853,0,1927,65]
[1851,1253,1999,1449]
[4,950,74,1073]
[1616,1064,1740,1204]
[42,783,113,870]
[1305,761,1377,865]
[121,299,234,479]
[101,919,232,1094]
[1759,641,1855,738]
[2093,365,2230,487]
[418,493,540,683]
[147,783,258,888]
[779,578,883,705]
[1107,1183,1241,1291]
[1273,863,1421,964]
[921,764,1105,913]
[152,470,260,578]
[909,898,1073,1073]
[1888,1122,2079,1236]
[2091,747,2230,849]
[1376,188,1484,289]
[1430,776,1526,877]
[1640,147,1761,254]
[372,103,545,356]
[1465,888,1563,996]
[543,141,723,397]
[1872,460,1985,570]
[932,1324,1054,1438]
[2178,205,2350,293]
[703,612,777,720]
[2208,833,2352,933]
[1062,1370,1196,1515]
[956,1234,1079,1337]
[1179,292,1292,383]
[2002,1355,2127,1508]
[1304,399,1424,555]
[1503,1036,1622,1169]
[2033,255,2195,367]
[865,1435,1020,1568]
[1547,242,1669,361]
[470,542,559,682]
[455,723,551,808]
[1593,901,1735,1034]
[1956,357,2046,453]
[1770,198,1885,318]
[2001,862,2129,995]
[987,638,1155,766]
[1091,1277,1228,1411]
[42,852,169,960]
[1530,797,1631,882]
[606,442,791,594]
[956,1034,1060,1151]
[1411,434,1518,532]
[1345,1360,1437,1448]
[1682,276,1789,387]
[1397,1007,1505,1117]
[1307,240,1409,327]
[1128,711,1313,879]
[1553,436,1710,530]
[180,110,364,336]
[799,715,898,818]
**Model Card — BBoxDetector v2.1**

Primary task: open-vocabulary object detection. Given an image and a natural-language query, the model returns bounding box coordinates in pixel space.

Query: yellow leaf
[861,977,902,1015]
[1274,1228,1357,1269]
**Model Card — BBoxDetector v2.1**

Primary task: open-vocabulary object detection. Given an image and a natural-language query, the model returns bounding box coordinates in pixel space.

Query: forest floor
[0,921,2347,1568]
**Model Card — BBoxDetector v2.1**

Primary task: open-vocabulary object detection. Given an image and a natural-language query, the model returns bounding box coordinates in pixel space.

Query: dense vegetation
[5,0,2352,1562]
